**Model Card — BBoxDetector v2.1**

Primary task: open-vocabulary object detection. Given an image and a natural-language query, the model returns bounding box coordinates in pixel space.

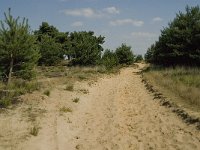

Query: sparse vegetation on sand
[60,106,72,113]
[72,98,80,103]
[65,84,74,91]
[0,80,41,108]
[43,89,51,96]
[30,125,40,136]
[143,66,200,110]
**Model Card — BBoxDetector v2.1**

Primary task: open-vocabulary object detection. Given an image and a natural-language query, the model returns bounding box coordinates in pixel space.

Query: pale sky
[0,0,200,55]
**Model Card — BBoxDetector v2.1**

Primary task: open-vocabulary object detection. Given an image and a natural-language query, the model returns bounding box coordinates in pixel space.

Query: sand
[1,64,200,150]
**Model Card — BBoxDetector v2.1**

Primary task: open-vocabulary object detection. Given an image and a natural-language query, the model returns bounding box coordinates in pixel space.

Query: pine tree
[115,43,135,65]
[0,8,40,84]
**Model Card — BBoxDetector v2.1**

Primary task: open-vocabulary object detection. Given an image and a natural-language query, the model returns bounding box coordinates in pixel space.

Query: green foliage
[69,31,105,66]
[145,44,156,63]
[0,79,41,108]
[115,43,135,65]
[0,8,40,83]
[135,55,143,62]
[146,5,200,66]
[0,97,11,108]
[101,49,119,70]
[37,35,63,65]
[34,22,59,40]
[6,79,41,94]
[35,22,65,66]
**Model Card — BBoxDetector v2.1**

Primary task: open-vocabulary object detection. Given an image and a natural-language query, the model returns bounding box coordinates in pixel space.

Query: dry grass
[143,66,200,110]
[0,80,41,108]
[43,89,50,96]
[72,98,80,103]
[65,84,74,91]
[59,106,72,113]
[30,125,40,136]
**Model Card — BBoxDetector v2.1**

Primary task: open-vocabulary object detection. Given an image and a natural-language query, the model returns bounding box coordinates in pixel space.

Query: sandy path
[1,65,200,150]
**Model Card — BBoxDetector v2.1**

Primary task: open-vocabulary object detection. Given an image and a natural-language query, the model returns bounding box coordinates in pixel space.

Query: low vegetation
[30,125,40,136]
[65,84,74,91]
[43,89,50,96]
[72,98,80,103]
[60,106,72,113]
[0,80,41,108]
[79,89,89,94]
[143,66,200,110]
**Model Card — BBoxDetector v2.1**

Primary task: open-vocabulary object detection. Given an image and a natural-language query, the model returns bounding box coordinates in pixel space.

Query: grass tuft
[60,106,72,113]
[0,80,41,108]
[30,125,39,136]
[43,89,50,96]
[65,84,74,91]
[72,98,80,103]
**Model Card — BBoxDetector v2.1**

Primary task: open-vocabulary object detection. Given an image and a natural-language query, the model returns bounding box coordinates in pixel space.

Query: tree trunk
[7,54,13,85]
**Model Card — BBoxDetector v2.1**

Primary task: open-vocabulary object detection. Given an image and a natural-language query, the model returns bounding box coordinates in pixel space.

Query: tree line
[145,5,200,66]
[0,9,140,84]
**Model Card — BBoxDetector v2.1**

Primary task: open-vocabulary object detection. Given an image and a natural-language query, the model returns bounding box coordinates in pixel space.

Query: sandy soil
[1,64,200,150]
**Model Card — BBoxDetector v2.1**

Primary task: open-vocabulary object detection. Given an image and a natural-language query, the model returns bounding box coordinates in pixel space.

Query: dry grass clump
[143,66,200,109]
[59,106,72,113]
[30,125,40,136]
[43,89,50,96]
[72,98,80,103]
[0,79,41,108]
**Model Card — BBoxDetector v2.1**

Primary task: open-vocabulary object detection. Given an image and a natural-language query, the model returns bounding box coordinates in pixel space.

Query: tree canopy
[102,49,119,70]
[69,31,105,66]
[0,8,40,83]
[115,43,135,65]
[145,5,200,66]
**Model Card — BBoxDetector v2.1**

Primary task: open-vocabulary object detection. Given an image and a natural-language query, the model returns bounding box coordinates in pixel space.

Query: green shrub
[0,79,41,108]
[0,98,11,108]
[102,49,119,70]
[135,55,143,62]
[115,43,134,65]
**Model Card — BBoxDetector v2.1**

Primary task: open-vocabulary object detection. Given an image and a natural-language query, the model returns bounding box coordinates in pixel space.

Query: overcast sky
[0,0,200,55]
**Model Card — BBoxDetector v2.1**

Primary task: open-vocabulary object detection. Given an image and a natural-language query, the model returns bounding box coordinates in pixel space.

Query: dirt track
[1,64,200,150]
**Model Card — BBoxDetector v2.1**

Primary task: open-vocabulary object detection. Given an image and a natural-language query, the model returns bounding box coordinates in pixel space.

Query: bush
[0,98,11,108]
[101,49,119,70]
[115,43,135,65]
[135,55,143,62]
